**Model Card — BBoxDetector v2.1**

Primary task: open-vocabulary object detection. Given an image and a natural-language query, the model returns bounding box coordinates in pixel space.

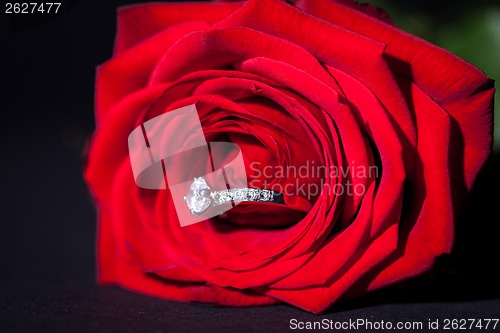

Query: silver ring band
[184,177,284,216]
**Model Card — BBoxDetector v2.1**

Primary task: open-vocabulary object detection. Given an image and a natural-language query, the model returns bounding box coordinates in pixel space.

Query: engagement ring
[184,177,284,216]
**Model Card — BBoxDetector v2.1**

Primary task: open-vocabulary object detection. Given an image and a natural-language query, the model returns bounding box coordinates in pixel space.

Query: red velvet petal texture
[296,0,494,189]
[115,2,244,54]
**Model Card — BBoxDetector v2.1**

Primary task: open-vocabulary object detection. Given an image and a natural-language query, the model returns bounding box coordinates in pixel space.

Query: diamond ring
[184,177,284,216]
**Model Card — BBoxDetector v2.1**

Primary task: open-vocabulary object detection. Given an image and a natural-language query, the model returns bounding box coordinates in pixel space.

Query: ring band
[184,177,284,216]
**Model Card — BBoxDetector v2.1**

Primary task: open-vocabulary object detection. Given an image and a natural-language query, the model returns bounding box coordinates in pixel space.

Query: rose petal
[217,0,417,168]
[86,84,169,202]
[260,223,399,314]
[115,2,244,54]
[297,0,494,188]
[149,27,340,91]
[96,22,210,120]
[361,83,455,292]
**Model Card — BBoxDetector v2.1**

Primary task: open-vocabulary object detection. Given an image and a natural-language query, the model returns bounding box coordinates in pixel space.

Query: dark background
[1,0,499,332]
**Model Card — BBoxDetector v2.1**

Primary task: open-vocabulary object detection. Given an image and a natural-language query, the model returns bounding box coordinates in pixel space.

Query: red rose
[85,0,494,313]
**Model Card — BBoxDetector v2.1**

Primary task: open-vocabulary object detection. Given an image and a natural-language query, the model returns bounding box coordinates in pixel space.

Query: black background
[1,0,499,332]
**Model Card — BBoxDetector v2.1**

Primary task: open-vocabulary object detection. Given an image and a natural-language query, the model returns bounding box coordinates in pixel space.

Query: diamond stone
[185,177,212,215]
[248,189,259,200]
[233,189,248,201]
[260,191,271,200]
